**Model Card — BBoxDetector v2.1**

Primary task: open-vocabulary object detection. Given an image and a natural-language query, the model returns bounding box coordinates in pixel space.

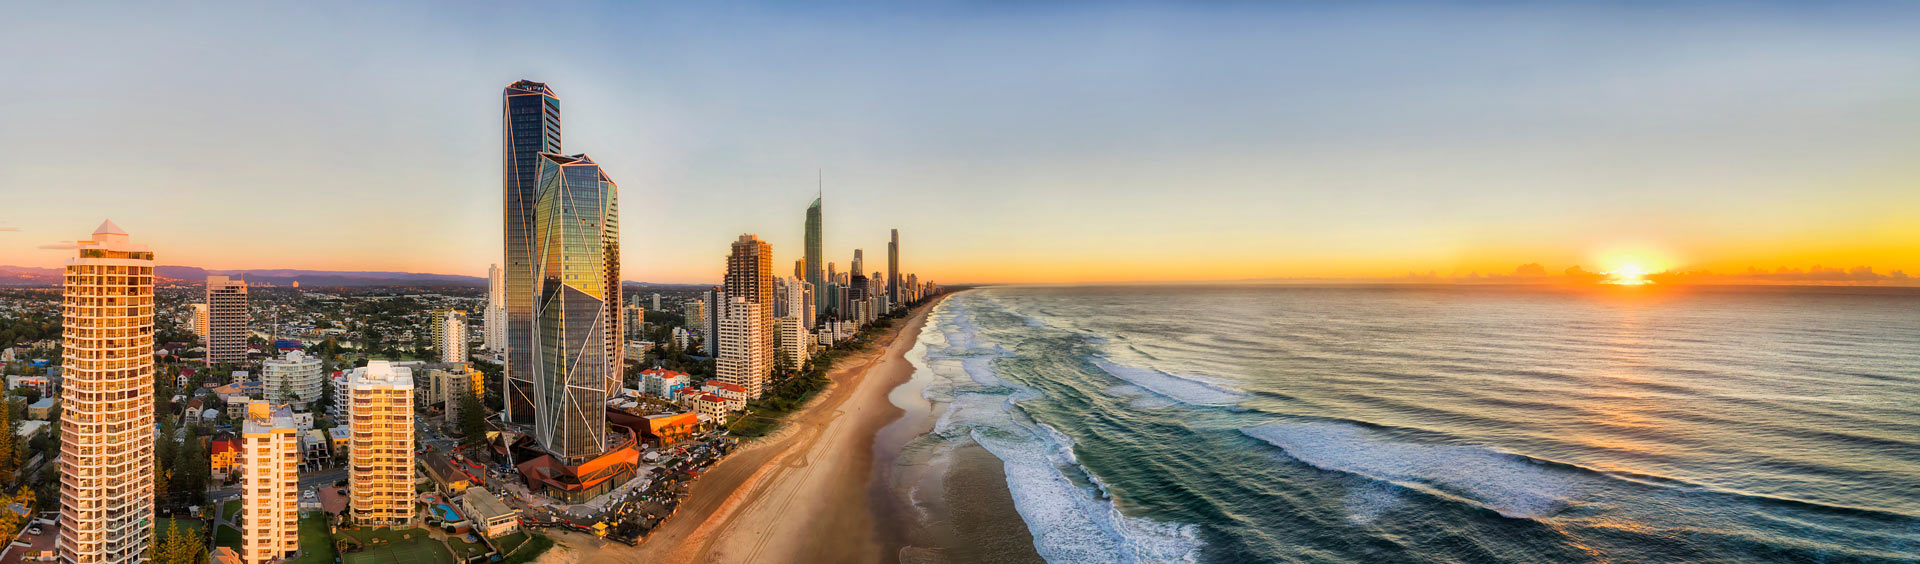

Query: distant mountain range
[0,265,708,289]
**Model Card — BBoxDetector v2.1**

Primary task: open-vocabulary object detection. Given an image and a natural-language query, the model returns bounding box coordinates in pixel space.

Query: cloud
[37,243,76,250]
[0,227,19,232]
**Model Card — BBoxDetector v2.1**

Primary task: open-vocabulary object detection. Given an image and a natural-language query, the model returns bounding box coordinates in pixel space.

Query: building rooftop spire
[93,219,126,236]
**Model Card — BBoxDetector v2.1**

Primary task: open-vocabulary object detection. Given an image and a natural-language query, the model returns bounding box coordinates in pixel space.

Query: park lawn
[489,531,528,554]
[284,514,336,564]
[498,534,553,564]
[156,517,205,537]
[338,528,453,564]
[220,499,241,522]
[214,525,242,550]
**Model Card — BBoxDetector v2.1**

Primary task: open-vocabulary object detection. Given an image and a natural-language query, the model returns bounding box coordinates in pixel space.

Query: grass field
[498,534,553,564]
[155,517,205,537]
[214,525,242,550]
[284,513,336,564]
[338,528,453,564]
[220,499,241,522]
[490,531,528,554]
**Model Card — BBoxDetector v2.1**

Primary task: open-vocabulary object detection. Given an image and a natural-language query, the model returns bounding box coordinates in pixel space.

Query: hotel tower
[503,80,561,426]
[58,220,156,564]
[529,152,621,462]
[240,403,299,564]
[348,361,414,526]
[718,235,775,399]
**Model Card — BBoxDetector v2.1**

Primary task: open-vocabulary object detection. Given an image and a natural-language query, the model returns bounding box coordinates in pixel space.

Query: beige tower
[348,361,415,526]
[716,297,770,400]
[240,403,300,564]
[205,275,248,366]
[58,220,156,564]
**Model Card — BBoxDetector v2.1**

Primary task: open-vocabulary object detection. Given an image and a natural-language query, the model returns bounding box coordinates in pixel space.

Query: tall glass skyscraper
[887,228,899,307]
[504,80,560,426]
[532,152,621,463]
[805,195,824,319]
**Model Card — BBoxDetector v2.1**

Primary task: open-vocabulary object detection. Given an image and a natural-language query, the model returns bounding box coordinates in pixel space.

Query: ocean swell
[1241,422,1581,519]
[917,293,1205,563]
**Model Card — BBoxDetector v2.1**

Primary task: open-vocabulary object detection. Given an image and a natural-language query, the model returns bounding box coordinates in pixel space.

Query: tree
[0,485,33,540]
[314,371,335,416]
[278,381,297,405]
[0,397,16,482]
[458,390,487,445]
[155,516,206,564]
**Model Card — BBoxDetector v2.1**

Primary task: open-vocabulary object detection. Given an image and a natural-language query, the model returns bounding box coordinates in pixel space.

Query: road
[208,468,348,501]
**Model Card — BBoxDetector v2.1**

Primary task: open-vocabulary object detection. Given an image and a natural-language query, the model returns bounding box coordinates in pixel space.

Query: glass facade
[532,153,618,463]
[503,81,560,425]
[805,197,823,317]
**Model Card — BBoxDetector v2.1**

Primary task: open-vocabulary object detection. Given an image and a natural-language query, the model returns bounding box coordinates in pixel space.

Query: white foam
[1241,422,1579,519]
[913,293,1204,563]
[1091,358,1249,407]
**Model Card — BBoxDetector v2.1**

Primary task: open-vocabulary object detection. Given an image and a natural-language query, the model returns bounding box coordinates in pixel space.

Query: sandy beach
[546,294,950,564]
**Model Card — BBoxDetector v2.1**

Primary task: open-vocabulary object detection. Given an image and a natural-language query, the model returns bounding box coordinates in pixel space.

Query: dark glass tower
[805,195,824,319]
[532,152,619,463]
[504,80,560,426]
[887,228,899,307]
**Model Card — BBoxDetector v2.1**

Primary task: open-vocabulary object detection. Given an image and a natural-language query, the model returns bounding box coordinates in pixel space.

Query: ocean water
[908,285,1920,563]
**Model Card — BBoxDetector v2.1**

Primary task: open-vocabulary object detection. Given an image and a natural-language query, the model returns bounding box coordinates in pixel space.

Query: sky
[2,2,1917,285]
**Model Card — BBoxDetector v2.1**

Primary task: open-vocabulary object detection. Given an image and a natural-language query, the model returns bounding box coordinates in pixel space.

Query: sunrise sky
[3,2,1917,284]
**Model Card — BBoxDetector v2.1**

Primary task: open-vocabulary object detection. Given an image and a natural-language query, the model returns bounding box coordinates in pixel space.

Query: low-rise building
[700,382,747,411]
[210,437,240,481]
[691,394,730,425]
[26,398,55,420]
[642,412,699,446]
[639,368,691,401]
[461,487,519,538]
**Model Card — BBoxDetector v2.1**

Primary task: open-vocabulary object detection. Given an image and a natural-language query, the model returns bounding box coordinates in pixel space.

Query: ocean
[898,285,1920,563]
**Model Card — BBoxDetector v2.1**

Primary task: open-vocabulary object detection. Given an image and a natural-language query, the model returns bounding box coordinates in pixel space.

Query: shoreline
[547,294,952,563]
[872,290,1043,564]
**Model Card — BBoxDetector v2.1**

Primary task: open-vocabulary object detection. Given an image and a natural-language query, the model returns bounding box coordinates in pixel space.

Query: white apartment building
[775,316,809,370]
[484,264,506,351]
[715,298,770,400]
[434,309,467,364]
[348,361,415,526]
[261,350,324,405]
[58,221,157,564]
[240,403,300,564]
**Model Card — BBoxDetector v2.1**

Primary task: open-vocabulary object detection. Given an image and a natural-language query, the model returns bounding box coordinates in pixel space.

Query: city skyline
[5,3,1918,285]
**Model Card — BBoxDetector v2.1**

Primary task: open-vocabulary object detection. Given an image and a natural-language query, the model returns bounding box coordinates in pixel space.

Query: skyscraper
[503,80,561,426]
[717,297,770,400]
[485,264,506,351]
[888,229,900,309]
[725,234,775,366]
[240,403,299,564]
[205,275,248,366]
[59,220,156,564]
[349,361,414,527]
[531,152,621,463]
[805,195,824,317]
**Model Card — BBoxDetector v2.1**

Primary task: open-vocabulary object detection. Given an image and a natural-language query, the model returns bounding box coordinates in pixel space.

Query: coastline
[872,290,1042,564]
[548,294,954,563]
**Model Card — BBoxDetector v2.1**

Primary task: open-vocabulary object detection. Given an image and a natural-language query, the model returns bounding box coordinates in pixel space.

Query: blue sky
[3,2,1917,283]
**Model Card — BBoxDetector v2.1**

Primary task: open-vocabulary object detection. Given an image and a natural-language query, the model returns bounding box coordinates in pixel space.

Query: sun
[1605,264,1652,285]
